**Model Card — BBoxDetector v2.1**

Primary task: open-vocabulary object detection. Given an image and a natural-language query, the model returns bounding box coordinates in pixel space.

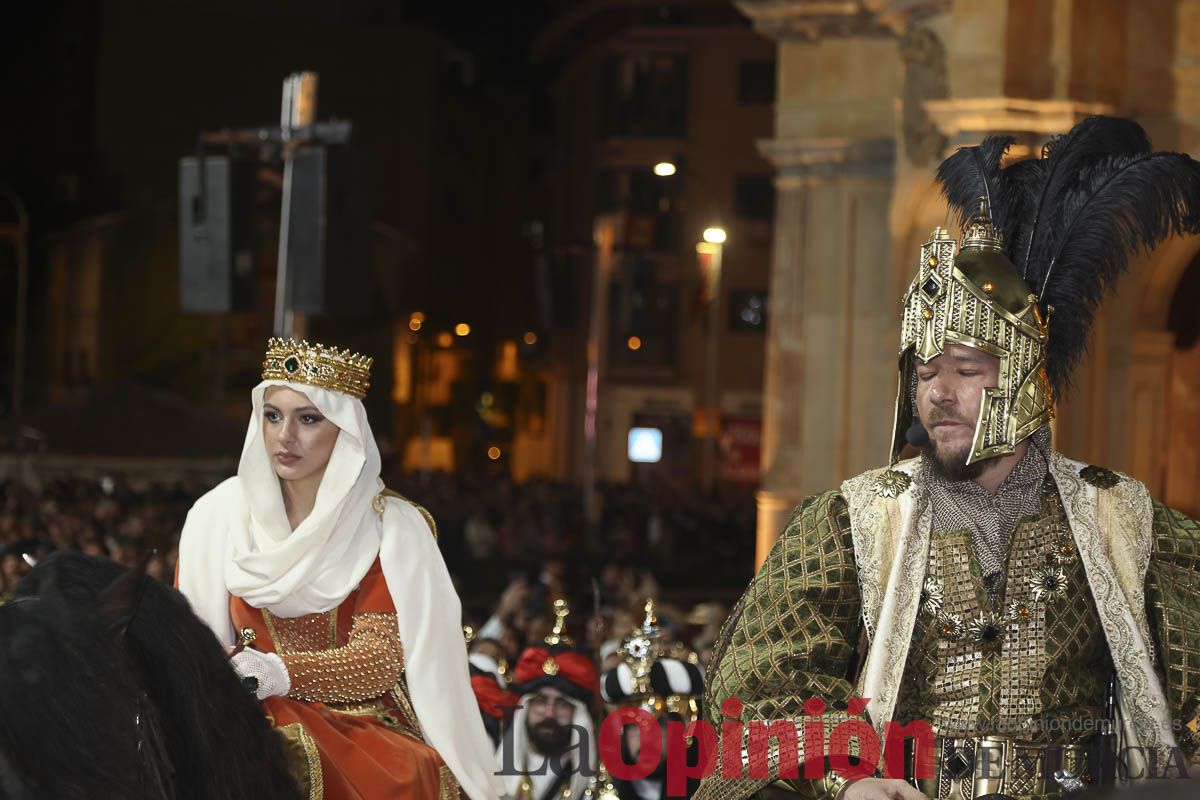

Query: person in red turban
[496,600,599,800]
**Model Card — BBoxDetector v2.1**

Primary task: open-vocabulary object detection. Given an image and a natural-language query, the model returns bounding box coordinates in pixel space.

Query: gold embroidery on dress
[326,695,425,743]
[261,607,338,654]
[282,611,405,703]
[438,764,460,800]
[276,722,323,800]
[387,670,426,740]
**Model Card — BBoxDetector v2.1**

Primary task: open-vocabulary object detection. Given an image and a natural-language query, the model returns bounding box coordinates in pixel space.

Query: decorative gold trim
[326,698,388,717]
[261,606,338,654]
[327,695,425,743]
[261,608,283,652]
[439,764,461,800]
[375,489,439,540]
[873,469,912,498]
[1047,452,1176,774]
[412,502,440,540]
[841,457,931,738]
[277,722,323,800]
[387,675,427,741]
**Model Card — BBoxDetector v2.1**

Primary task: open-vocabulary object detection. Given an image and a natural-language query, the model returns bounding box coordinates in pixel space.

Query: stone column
[735,0,952,565]
[755,139,897,565]
[1123,330,1175,498]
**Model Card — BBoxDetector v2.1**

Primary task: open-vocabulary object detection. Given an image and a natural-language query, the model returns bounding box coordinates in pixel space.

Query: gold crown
[262,338,373,399]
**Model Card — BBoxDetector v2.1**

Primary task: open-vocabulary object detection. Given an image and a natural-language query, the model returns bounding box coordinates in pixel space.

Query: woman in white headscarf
[177,338,501,800]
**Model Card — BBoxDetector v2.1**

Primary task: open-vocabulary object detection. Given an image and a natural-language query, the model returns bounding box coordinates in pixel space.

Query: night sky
[2,1,563,412]
[3,0,553,229]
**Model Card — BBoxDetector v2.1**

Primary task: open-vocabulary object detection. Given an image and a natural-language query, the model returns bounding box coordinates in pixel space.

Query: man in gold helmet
[696,117,1200,800]
[599,600,706,800]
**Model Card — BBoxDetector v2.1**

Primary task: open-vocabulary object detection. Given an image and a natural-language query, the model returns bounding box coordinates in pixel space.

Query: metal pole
[272,71,318,338]
[583,216,617,530]
[273,155,295,337]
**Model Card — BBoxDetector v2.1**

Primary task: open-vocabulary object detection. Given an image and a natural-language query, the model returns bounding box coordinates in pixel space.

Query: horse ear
[95,552,154,638]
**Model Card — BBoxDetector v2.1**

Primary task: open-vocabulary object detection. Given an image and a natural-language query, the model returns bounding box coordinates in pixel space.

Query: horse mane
[0,591,146,799]
[9,553,300,800]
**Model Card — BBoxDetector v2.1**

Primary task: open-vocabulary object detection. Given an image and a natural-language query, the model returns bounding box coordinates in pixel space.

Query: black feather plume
[933,115,1200,400]
[1035,150,1200,394]
[992,157,1045,263]
[935,135,1014,231]
[1018,116,1151,279]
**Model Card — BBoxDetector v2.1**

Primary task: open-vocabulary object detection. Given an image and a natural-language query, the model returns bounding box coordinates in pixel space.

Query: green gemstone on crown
[283,355,301,374]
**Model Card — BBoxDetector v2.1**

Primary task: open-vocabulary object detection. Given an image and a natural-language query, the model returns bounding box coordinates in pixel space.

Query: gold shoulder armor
[372,489,439,540]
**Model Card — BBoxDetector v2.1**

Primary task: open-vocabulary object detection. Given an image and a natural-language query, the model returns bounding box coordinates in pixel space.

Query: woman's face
[262,386,340,484]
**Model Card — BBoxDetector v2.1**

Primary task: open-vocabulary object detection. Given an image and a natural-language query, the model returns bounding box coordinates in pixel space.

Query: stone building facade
[535,2,777,489]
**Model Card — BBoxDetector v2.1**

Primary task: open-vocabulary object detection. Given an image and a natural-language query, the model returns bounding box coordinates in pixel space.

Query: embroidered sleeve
[697,491,866,800]
[1145,501,1200,760]
[281,612,404,704]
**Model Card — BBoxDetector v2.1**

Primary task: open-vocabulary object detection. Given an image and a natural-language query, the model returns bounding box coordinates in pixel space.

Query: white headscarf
[225,380,382,616]
[178,379,503,799]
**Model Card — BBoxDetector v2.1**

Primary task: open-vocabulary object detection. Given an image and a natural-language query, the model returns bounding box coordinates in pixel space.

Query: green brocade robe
[695,459,1200,800]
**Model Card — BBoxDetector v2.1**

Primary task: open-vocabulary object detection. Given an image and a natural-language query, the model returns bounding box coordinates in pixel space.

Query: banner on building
[719,417,761,484]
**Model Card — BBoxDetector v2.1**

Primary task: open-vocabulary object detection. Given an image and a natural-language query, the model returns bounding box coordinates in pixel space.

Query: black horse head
[0,553,300,799]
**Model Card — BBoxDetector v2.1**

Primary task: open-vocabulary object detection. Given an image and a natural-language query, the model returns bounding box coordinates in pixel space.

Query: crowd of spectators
[1,471,754,660]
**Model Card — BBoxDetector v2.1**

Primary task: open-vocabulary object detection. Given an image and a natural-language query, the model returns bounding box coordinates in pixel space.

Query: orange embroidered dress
[232,559,455,800]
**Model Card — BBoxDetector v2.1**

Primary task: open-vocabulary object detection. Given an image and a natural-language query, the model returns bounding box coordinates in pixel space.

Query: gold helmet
[893,116,1200,466]
[599,599,704,726]
[891,201,1052,465]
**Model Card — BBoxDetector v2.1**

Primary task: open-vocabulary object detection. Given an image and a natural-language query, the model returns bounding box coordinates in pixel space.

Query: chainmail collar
[923,426,1052,602]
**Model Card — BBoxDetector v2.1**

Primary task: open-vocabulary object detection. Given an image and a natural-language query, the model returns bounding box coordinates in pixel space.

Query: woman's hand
[230,648,291,700]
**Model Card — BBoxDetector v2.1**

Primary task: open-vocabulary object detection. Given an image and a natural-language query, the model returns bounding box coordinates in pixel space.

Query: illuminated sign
[628,427,663,463]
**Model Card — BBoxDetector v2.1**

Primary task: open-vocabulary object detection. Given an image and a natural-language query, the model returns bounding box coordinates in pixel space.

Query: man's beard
[527,719,571,757]
[925,436,986,482]
[921,412,1001,482]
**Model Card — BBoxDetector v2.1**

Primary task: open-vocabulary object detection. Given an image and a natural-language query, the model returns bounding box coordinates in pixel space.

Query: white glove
[231,648,291,700]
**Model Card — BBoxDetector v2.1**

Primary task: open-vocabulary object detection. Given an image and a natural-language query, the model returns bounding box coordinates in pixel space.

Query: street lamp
[696,233,726,491]
[653,161,677,177]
